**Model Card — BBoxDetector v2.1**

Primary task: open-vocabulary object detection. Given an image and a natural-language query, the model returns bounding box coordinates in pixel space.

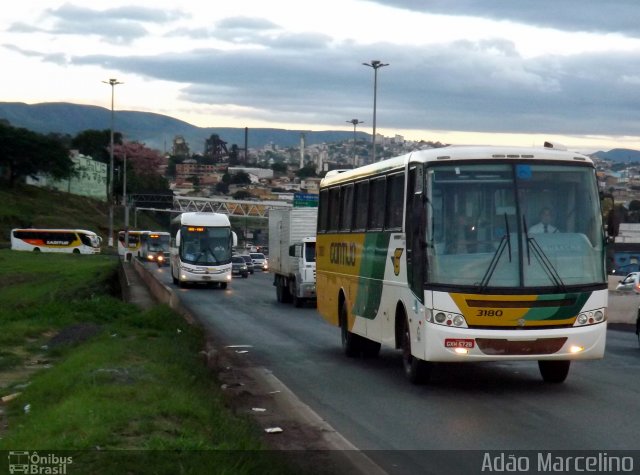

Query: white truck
[268,207,317,307]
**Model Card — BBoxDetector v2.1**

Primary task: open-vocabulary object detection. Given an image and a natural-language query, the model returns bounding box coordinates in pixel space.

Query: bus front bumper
[421,322,607,362]
[180,267,231,284]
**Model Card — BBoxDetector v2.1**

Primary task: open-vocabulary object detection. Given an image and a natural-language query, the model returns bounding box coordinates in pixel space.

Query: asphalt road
[150,265,640,474]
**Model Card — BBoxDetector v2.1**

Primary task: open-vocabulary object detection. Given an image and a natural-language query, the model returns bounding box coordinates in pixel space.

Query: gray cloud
[367,0,640,37]
[7,3,187,45]
[29,35,633,137]
[5,2,640,141]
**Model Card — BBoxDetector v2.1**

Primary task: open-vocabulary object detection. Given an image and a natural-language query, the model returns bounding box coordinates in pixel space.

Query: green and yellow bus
[316,145,607,384]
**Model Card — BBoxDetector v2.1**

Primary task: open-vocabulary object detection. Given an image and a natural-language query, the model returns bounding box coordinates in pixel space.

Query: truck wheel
[293,293,304,308]
[280,279,292,303]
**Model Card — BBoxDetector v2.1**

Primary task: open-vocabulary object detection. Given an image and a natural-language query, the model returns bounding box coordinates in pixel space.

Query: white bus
[316,145,607,384]
[11,228,102,254]
[117,230,149,260]
[170,212,237,289]
[140,231,171,265]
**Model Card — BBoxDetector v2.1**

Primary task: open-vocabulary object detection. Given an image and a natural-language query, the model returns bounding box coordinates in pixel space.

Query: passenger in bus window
[529,207,558,234]
[447,214,476,253]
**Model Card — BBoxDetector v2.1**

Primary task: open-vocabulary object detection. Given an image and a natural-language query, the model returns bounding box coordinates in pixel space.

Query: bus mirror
[232,231,238,247]
[175,231,181,247]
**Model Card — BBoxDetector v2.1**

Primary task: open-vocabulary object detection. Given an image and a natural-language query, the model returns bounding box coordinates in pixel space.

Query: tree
[271,162,288,175]
[71,129,122,164]
[296,165,317,179]
[215,182,229,194]
[232,190,254,200]
[112,141,169,195]
[230,171,251,185]
[0,123,74,187]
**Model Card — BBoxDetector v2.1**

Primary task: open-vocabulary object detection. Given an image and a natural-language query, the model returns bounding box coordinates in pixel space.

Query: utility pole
[346,119,363,167]
[362,60,388,162]
[102,78,123,247]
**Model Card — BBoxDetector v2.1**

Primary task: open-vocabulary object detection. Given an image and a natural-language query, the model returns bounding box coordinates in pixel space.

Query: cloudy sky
[2,0,640,152]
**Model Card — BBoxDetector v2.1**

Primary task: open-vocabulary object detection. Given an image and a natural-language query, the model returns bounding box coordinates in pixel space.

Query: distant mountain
[0,102,369,152]
[591,148,640,162]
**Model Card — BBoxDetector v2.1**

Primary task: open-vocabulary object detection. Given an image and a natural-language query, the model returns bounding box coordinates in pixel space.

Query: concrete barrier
[131,258,195,324]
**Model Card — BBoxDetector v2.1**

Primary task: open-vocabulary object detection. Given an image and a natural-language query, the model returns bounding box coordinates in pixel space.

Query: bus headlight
[432,310,468,328]
[574,308,606,327]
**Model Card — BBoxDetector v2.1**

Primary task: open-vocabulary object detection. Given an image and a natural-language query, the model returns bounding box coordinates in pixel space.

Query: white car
[250,252,268,271]
[615,272,640,293]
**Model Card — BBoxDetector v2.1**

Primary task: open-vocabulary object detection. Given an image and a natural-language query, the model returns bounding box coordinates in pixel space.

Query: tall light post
[346,119,363,167]
[102,78,123,247]
[362,60,388,162]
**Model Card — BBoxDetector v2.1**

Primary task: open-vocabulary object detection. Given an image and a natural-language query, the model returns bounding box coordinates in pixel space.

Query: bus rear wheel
[401,317,430,384]
[538,360,570,383]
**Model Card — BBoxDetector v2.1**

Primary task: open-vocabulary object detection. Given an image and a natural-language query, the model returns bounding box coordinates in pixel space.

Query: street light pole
[346,119,363,167]
[102,78,123,247]
[362,60,388,162]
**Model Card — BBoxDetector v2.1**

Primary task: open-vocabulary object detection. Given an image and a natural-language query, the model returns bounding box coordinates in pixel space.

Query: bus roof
[320,145,593,188]
[12,228,98,235]
[173,212,231,227]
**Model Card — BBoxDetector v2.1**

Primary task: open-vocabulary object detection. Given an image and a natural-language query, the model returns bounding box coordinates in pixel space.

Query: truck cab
[285,237,316,306]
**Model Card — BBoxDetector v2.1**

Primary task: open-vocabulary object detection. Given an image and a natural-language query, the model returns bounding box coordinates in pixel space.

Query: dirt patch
[47,323,103,349]
[202,339,376,475]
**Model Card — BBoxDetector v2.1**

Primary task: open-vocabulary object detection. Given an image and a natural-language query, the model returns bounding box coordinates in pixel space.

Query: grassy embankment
[0,250,293,473]
[0,183,168,247]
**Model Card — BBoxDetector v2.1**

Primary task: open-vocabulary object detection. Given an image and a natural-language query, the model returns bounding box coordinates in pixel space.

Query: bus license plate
[445,339,474,349]
[202,276,211,281]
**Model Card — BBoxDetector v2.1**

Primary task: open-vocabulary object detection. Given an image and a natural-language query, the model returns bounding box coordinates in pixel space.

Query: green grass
[0,250,295,474]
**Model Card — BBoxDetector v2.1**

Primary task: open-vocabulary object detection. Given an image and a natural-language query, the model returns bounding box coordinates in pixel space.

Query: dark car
[231,256,249,278]
[240,255,254,274]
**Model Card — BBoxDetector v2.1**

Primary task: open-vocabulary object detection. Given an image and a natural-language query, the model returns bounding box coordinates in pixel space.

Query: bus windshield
[180,226,232,265]
[425,162,605,290]
[148,234,170,252]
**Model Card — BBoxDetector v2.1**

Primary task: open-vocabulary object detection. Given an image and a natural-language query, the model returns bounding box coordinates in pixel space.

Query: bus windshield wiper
[478,213,512,290]
[523,216,566,291]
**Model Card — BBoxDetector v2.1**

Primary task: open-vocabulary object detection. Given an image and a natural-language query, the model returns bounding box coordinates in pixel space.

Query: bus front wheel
[401,317,431,384]
[340,301,361,357]
[538,360,570,383]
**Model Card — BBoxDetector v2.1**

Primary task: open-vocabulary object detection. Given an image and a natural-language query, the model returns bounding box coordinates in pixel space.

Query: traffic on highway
[143,260,640,475]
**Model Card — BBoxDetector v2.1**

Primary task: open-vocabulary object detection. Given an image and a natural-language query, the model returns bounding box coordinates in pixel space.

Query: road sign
[293,192,318,207]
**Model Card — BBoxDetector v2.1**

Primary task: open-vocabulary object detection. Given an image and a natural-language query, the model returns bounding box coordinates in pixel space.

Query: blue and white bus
[170,212,237,289]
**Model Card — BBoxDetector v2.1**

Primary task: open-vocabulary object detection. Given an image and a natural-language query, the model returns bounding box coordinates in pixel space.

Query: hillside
[0,101,368,153]
[0,184,166,247]
[591,148,640,162]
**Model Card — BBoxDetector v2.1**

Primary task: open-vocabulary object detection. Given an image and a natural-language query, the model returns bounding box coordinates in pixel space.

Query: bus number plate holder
[445,339,475,349]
